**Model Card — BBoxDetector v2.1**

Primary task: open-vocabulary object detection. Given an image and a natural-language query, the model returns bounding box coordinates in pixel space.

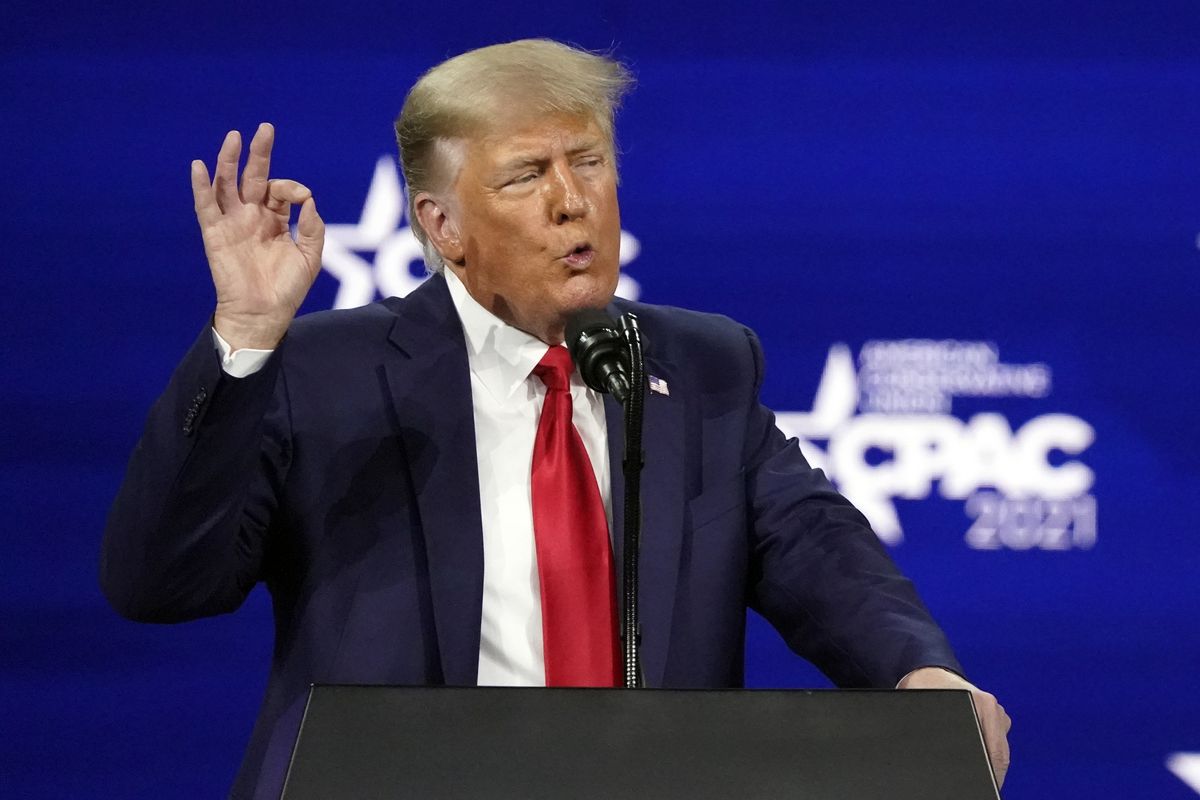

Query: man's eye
[509,173,538,185]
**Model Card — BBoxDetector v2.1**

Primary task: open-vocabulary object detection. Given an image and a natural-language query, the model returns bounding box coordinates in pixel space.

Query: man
[102,39,1010,799]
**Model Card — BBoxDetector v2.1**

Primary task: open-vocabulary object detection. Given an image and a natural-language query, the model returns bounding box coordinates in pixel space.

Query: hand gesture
[191,123,324,350]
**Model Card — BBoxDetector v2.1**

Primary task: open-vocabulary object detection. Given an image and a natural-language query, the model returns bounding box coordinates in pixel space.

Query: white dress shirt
[444,268,611,685]
[212,270,611,686]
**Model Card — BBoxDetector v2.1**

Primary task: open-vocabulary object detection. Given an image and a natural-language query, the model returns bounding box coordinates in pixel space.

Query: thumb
[295,197,325,272]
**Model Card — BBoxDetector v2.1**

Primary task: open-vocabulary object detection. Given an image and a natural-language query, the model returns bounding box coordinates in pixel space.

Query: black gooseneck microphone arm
[617,313,645,689]
[563,308,645,688]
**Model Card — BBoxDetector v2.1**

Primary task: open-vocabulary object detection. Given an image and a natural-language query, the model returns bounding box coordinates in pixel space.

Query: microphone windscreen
[565,309,619,364]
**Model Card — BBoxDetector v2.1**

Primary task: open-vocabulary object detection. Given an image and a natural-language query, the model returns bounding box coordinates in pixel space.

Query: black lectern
[281,686,999,799]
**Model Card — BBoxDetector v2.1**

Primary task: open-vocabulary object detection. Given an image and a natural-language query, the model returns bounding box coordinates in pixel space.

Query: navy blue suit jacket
[102,274,960,799]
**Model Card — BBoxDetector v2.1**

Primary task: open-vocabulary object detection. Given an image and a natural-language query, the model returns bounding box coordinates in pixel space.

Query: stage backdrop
[3,2,1198,797]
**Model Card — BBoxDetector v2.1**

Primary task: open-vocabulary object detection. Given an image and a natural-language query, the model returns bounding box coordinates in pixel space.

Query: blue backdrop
[3,2,1199,797]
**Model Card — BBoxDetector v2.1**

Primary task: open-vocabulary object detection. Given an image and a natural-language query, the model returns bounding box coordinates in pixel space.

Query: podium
[281,686,999,799]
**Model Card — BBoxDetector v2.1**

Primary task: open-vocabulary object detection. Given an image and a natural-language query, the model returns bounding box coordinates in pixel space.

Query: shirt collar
[444,267,552,403]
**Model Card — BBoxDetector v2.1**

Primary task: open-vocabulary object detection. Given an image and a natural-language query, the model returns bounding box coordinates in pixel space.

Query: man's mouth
[563,242,595,268]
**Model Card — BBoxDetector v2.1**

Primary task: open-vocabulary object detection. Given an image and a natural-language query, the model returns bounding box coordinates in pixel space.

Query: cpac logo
[776,341,1097,550]
[317,157,643,309]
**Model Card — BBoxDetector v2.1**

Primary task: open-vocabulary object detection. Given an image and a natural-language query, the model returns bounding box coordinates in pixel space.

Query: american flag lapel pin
[648,374,670,396]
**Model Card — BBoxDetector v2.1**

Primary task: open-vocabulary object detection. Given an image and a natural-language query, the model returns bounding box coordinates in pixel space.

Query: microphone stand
[617,313,645,689]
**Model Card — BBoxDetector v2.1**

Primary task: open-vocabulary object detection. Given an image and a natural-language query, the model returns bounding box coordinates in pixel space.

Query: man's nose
[547,163,588,223]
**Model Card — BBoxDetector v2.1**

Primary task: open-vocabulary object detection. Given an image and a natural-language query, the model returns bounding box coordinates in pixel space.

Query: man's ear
[413,192,464,265]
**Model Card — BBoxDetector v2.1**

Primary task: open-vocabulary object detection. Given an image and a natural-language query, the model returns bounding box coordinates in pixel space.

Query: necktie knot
[533,346,574,392]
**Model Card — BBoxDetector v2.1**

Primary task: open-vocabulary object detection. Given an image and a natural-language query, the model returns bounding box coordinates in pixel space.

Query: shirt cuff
[212,328,274,378]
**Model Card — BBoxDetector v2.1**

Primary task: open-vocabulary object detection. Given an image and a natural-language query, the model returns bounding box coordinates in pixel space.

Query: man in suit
[102,39,1010,799]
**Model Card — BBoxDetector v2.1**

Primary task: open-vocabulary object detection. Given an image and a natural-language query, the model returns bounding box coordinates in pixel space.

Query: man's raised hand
[191,123,325,351]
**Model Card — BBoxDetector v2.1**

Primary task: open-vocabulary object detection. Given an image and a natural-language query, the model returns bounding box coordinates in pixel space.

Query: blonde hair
[395,39,634,272]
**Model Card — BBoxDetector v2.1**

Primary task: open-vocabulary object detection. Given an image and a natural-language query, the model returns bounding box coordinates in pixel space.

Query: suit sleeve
[99,325,290,623]
[739,327,963,687]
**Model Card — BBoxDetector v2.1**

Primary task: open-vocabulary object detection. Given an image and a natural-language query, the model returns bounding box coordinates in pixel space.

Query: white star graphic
[1169,752,1200,795]
[317,157,642,309]
[774,345,905,544]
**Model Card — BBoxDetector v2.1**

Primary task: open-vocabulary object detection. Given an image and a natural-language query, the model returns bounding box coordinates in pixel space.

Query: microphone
[565,309,631,404]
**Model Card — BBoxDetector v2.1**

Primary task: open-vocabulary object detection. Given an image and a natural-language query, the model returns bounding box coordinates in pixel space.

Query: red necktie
[531,347,620,687]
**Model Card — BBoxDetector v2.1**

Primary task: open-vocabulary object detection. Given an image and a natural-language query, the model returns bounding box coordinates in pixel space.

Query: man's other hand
[897,666,1012,790]
[191,123,325,350]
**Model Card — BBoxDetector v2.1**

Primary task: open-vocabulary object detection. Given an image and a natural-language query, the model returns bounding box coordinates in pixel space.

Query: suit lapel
[381,275,483,686]
[605,342,685,688]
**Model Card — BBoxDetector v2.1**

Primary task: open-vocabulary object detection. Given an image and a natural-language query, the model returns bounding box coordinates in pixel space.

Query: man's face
[440,113,621,344]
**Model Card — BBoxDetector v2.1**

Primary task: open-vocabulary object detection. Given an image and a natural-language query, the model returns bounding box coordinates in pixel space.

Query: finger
[265,179,313,214]
[980,702,1011,788]
[240,122,274,205]
[190,159,219,227]
[295,197,325,274]
[213,130,242,212]
[990,732,1010,788]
